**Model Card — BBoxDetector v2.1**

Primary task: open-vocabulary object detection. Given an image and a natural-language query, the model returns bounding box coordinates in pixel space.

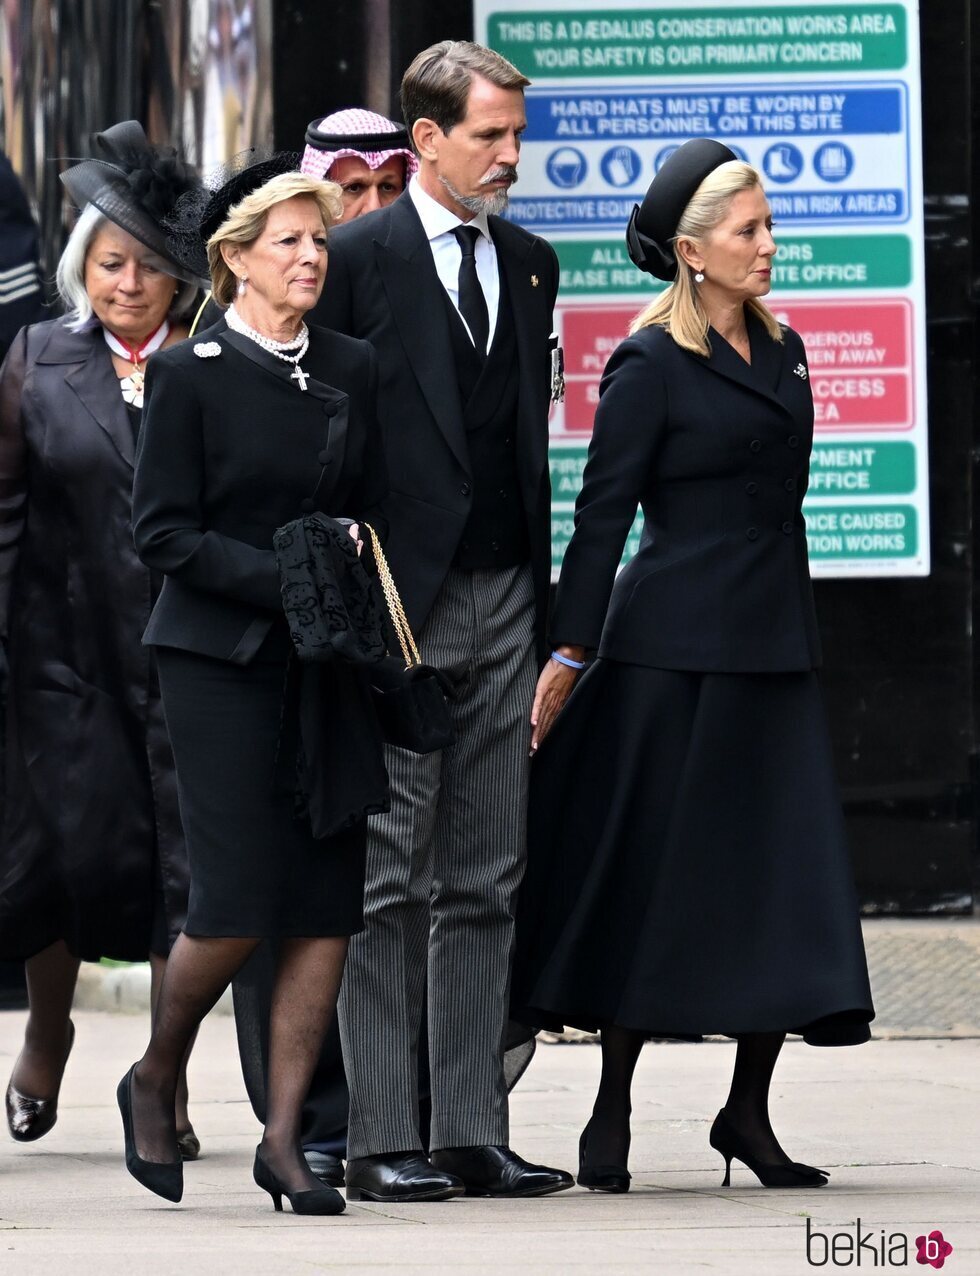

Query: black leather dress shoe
[345,1152,464,1202]
[304,1149,345,1188]
[430,1145,574,1198]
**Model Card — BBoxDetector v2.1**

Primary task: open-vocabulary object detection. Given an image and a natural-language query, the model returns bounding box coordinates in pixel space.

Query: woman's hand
[530,647,586,754]
[347,522,364,556]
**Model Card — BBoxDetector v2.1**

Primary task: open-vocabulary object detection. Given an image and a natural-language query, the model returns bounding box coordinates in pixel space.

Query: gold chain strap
[363,524,421,669]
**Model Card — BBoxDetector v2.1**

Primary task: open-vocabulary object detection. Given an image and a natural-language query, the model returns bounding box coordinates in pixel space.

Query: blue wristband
[551,650,586,670]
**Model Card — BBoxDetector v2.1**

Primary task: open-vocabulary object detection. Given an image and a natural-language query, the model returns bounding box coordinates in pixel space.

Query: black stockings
[722,1031,793,1165]
[11,941,79,1099]
[586,1025,646,1167]
[587,1027,791,1168]
[132,932,348,1194]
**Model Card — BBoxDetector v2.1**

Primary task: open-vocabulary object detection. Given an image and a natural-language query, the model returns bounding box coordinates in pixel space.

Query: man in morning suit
[313,40,572,1202]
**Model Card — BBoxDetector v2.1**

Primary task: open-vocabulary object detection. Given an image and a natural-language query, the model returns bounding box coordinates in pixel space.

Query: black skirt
[512,660,874,1046]
[156,628,367,939]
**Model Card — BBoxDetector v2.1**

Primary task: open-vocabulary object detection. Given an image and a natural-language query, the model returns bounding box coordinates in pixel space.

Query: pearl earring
[237,277,247,296]
[694,271,705,284]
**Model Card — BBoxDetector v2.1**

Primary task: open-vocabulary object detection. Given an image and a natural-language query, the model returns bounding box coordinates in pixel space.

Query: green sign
[803,503,917,558]
[808,441,915,495]
[551,445,590,497]
[771,235,912,291]
[489,7,907,77]
[556,233,913,297]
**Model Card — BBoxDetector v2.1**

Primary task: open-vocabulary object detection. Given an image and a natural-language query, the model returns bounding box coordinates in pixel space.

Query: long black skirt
[156,633,367,940]
[511,660,874,1046]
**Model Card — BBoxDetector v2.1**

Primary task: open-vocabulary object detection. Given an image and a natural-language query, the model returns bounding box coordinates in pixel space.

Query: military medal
[103,320,170,408]
[549,334,565,404]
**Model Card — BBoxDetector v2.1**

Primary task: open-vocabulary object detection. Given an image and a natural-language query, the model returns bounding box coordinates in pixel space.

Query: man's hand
[530,647,586,754]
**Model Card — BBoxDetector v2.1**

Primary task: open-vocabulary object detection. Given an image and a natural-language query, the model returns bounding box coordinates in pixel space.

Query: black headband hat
[163,149,300,281]
[59,120,203,284]
[626,139,738,281]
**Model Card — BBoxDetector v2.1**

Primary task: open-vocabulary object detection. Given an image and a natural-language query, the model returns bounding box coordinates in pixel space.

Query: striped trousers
[339,564,537,1158]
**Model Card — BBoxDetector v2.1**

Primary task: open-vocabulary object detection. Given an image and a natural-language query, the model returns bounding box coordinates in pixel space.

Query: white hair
[56,204,199,332]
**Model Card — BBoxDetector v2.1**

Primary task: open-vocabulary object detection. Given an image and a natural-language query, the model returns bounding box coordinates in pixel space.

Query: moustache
[481,166,518,187]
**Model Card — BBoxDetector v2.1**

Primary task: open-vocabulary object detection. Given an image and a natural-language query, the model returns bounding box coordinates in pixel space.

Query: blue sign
[814,142,854,182]
[600,146,641,188]
[763,143,804,183]
[545,147,587,189]
[514,82,912,232]
[654,145,680,172]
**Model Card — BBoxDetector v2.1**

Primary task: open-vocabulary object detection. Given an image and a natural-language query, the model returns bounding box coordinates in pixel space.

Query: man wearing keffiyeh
[301,109,418,222]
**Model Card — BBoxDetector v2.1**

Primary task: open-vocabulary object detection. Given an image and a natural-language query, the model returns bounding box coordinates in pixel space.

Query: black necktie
[451,224,490,356]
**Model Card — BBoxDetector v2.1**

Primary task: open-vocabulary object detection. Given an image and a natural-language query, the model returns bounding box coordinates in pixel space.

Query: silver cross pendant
[291,364,309,391]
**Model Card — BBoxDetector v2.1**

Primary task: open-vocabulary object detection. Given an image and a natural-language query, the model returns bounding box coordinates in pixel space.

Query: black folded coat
[273,513,389,838]
[274,512,386,665]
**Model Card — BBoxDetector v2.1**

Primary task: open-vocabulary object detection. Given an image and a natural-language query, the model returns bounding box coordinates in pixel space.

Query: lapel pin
[531,274,539,287]
[793,362,808,380]
[194,341,222,358]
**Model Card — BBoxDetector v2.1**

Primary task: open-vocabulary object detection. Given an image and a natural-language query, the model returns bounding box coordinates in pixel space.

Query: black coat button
[783,478,795,491]
[787,435,799,448]
[745,481,758,495]
[746,527,759,541]
[781,521,794,535]
[749,439,762,453]
[461,483,472,496]
[491,540,500,551]
[300,498,315,513]
[318,450,330,464]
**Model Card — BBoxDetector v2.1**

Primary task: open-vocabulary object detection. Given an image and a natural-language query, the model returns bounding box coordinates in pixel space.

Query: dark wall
[814,3,976,912]
[271,0,475,144]
[270,3,979,914]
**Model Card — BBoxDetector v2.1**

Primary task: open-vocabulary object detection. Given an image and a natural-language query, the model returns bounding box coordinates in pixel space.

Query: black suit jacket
[312,192,559,652]
[550,315,822,672]
[133,322,386,664]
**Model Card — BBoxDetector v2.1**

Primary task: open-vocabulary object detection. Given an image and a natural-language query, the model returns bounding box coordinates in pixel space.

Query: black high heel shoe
[577,1119,631,1193]
[253,1147,345,1215]
[116,1064,183,1203]
[6,1021,75,1143]
[709,1110,828,1189]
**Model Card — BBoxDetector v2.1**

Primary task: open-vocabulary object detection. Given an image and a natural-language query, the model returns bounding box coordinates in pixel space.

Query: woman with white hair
[0,121,202,1156]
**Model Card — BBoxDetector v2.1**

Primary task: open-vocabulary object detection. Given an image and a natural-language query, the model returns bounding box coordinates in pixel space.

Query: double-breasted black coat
[513,313,874,1045]
[550,314,822,670]
[0,319,187,961]
[312,192,559,656]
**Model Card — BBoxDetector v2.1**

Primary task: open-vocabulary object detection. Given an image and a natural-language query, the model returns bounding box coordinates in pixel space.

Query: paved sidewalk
[2,1006,978,1274]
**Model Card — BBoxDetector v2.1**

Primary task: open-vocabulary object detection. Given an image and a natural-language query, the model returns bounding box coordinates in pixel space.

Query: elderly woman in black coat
[0,123,201,1153]
[120,161,388,1215]
[514,140,874,1194]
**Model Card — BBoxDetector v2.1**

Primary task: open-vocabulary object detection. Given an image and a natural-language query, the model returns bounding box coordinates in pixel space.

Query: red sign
[555,298,914,436]
[773,300,914,431]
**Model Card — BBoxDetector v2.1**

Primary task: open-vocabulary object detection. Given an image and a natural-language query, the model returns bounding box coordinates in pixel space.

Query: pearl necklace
[226,304,312,391]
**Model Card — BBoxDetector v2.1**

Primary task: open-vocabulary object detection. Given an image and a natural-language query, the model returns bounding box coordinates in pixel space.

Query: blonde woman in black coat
[513,141,873,1194]
[121,163,388,1215]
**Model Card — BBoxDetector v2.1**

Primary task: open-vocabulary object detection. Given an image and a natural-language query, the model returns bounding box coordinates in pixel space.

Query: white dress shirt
[408,176,500,353]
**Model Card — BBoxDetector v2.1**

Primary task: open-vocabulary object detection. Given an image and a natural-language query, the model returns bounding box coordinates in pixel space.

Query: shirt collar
[409,175,491,243]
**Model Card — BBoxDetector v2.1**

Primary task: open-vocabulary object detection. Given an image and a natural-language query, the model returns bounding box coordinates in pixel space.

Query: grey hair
[57,204,199,332]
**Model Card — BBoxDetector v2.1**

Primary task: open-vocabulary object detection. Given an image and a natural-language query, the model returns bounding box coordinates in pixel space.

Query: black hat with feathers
[60,120,204,284]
